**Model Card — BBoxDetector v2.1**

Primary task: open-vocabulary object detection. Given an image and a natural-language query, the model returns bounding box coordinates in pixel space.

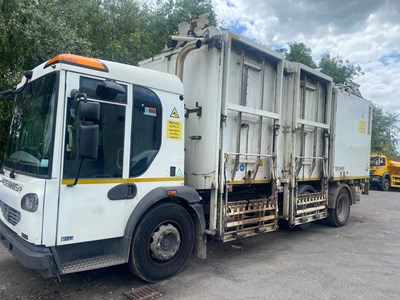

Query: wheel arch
[123,186,206,261]
[297,184,317,195]
[384,173,391,182]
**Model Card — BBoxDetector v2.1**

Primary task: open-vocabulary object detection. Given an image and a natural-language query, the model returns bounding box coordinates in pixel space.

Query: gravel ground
[0,190,399,300]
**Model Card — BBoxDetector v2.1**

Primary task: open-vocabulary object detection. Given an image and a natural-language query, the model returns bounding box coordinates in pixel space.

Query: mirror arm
[67,158,84,187]
[70,89,88,103]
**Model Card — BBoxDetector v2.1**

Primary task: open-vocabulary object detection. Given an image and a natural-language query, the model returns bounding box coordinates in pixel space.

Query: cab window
[130,86,162,177]
[80,77,127,103]
[63,79,126,179]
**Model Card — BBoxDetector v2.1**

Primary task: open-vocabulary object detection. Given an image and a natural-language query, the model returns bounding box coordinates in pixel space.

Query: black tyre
[380,178,390,191]
[129,203,194,282]
[297,221,312,230]
[326,188,351,227]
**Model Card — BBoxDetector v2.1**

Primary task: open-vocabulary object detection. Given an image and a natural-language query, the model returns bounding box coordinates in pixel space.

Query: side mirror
[79,101,100,122]
[78,124,99,160]
[96,80,125,100]
[68,94,101,187]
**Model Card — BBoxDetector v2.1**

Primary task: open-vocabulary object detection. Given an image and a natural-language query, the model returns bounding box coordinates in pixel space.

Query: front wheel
[380,178,390,191]
[129,203,194,283]
[326,188,351,227]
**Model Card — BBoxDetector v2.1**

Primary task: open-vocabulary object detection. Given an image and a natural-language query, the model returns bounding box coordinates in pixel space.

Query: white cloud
[212,0,400,115]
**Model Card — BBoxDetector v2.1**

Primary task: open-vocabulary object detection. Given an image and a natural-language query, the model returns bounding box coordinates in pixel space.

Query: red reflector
[167,190,177,197]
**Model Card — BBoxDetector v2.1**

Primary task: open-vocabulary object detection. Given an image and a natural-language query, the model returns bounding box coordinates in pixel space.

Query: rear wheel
[326,188,351,227]
[129,203,194,282]
[279,185,316,231]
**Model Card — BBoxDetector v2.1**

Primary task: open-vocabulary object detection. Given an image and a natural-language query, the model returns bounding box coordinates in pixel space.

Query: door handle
[107,183,137,200]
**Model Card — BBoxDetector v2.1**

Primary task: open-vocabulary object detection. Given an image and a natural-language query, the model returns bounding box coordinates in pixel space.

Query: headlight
[21,193,39,212]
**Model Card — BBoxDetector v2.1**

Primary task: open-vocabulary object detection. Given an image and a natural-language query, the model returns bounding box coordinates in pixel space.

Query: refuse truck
[0,15,372,282]
[370,154,400,190]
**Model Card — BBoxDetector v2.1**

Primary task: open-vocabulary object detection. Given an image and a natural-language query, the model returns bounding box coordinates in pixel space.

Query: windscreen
[3,72,59,177]
[370,156,385,167]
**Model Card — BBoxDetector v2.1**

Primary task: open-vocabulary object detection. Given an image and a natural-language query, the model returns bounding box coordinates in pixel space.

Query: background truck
[0,15,372,282]
[370,154,400,190]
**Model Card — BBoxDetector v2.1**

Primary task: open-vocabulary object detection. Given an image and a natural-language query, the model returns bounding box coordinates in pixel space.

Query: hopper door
[224,51,280,185]
[295,77,330,180]
[291,72,331,225]
[221,46,282,241]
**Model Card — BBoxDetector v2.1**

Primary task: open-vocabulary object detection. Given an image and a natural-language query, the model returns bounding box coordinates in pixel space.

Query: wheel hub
[149,224,181,261]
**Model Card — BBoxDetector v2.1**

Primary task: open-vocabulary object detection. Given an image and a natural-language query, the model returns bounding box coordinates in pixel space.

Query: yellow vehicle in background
[370,154,400,191]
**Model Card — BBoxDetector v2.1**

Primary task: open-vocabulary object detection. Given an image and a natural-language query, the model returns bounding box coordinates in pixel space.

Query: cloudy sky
[212,0,400,114]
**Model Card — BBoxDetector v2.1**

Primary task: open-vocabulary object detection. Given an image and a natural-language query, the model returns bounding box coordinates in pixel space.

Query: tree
[146,0,217,55]
[371,104,400,158]
[84,0,216,66]
[0,0,92,90]
[285,42,317,69]
[318,54,363,84]
[84,0,156,65]
[284,42,363,85]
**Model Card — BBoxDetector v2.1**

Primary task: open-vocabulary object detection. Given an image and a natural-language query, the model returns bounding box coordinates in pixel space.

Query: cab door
[57,72,130,245]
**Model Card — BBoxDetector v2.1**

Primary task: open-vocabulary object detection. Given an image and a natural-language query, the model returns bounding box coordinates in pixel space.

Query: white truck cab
[0,54,204,282]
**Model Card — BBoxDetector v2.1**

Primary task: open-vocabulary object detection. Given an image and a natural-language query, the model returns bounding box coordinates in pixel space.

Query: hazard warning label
[167,120,182,139]
[175,168,183,177]
[170,107,179,118]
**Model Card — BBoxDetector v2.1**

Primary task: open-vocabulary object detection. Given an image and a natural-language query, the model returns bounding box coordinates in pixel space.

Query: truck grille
[0,200,21,226]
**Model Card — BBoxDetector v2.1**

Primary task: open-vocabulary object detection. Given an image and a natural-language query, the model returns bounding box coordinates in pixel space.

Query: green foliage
[371,104,400,158]
[146,0,217,59]
[0,0,92,90]
[86,0,152,64]
[285,42,317,69]
[318,54,363,84]
[84,0,216,65]
[284,42,363,85]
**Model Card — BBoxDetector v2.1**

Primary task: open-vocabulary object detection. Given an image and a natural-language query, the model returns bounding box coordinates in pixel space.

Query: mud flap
[190,203,207,259]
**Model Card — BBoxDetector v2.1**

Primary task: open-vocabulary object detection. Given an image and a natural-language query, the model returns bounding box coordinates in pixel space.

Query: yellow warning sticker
[167,120,182,139]
[359,119,366,134]
[170,107,180,118]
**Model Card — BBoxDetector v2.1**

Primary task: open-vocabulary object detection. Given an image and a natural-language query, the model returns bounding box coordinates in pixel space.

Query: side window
[80,77,127,103]
[380,158,386,166]
[130,86,162,177]
[63,79,126,180]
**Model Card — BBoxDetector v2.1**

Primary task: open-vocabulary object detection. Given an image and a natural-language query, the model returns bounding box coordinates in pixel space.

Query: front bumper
[370,175,382,185]
[0,219,59,279]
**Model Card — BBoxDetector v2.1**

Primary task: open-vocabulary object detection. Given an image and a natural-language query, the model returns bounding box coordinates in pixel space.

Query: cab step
[60,255,125,274]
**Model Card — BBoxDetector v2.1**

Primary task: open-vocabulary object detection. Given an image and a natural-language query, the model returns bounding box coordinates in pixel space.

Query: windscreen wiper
[3,156,38,179]
[3,156,18,178]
